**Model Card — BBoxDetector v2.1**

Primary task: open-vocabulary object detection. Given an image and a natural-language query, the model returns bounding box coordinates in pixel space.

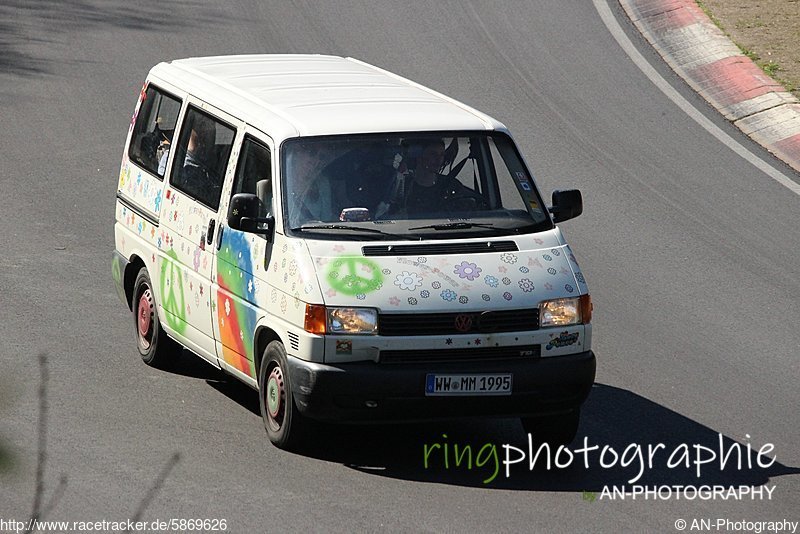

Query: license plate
[425,374,512,396]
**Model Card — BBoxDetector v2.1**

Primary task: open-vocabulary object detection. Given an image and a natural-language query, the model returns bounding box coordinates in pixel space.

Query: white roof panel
[155,55,505,140]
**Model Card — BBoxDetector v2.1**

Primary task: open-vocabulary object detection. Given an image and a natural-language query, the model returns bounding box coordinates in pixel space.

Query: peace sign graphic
[160,250,187,334]
[326,257,383,296]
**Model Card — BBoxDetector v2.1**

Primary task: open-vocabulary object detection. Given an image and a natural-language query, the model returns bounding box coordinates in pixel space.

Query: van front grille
[379,345,541,364]
[379,308,539,336]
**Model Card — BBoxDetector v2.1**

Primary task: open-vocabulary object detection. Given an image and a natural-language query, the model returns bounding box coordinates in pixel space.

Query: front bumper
[288,350,596,423]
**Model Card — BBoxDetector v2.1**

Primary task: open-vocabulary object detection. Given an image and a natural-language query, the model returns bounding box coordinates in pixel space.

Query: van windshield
[281,132,552,240]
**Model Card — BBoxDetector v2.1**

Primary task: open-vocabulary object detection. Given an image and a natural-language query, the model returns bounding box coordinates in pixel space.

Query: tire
[132,267,176,367]
[258,341,305,449]
[520,409,581,446]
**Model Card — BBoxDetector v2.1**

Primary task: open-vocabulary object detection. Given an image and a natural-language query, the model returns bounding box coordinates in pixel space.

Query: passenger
[156,136,170,176]
[183,116,215,176]
[286,144,343,227]
[174,115,221,205]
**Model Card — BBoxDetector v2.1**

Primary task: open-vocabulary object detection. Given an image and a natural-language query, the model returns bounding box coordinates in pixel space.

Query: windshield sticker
[546,331,580,351]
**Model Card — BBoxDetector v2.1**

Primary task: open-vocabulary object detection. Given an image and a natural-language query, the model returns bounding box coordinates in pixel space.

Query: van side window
[128,85,181,178]
[170,106,235,211]
[232,137,273,217]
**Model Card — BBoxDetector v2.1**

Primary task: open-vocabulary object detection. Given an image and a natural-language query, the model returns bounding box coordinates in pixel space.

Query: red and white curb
[620,0,800,173]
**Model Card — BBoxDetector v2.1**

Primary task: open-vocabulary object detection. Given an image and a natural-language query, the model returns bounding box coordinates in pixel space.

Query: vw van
[112,55,595,449]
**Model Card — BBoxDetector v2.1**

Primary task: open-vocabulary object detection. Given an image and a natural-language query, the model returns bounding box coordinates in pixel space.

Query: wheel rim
[137,287,154,350]
[266,365,285,428]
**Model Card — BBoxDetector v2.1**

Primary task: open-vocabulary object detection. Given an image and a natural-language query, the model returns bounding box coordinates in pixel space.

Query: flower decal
[394,271,423,291]
[454,261,482,281]
[518,278,535,292]
[420,290,430,298]
[519,266,529,273]
[441,289,457,302]
[501,253,518,264]
[432,281,441,289]
[408,297,418,305]
[484,276,499,288]
[193,248,201,271]
[389,296,400,306]
[503,292,513,301]
[482,294,491,301]
[458,296,468,304]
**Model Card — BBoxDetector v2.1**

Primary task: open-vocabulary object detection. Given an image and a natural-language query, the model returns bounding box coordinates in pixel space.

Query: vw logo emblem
[454,314,473,332]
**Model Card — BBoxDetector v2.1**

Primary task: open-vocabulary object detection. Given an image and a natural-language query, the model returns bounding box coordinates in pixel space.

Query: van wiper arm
[292,224,417,240]
[408,222,496,231]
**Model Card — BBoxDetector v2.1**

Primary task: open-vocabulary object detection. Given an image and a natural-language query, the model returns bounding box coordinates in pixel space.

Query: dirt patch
[698,0,800,97]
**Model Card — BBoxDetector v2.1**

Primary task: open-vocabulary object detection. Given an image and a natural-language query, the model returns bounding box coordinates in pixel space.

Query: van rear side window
[169,106,235,211]
[128,85,181,178]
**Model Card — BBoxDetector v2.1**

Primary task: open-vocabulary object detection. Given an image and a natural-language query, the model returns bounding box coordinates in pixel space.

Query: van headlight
[304,304,378,335]
[539,295,592,327]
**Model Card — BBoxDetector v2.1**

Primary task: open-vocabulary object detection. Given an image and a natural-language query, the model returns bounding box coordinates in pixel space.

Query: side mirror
[549,189,583,223]
[228,193,274,238]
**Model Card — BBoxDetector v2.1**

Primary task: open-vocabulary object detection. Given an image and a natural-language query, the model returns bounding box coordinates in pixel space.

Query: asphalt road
[1,1,798,532]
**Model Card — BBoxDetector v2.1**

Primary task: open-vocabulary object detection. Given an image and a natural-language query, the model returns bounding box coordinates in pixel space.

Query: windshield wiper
[408,222,497,231]
[292,224,416,240]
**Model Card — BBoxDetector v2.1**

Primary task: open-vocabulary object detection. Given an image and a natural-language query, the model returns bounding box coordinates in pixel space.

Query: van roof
[150,55,506,141]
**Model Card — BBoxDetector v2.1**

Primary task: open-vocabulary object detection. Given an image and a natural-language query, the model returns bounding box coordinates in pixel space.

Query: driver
[399,138,482,215]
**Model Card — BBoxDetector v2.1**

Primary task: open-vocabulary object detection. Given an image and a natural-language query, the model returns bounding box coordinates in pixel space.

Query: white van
[112,55,595,449]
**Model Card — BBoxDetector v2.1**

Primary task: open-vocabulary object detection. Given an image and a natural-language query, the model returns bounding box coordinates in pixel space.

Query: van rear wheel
[520,409,581,445]
[132,267,176,367]
[259,341,305,449]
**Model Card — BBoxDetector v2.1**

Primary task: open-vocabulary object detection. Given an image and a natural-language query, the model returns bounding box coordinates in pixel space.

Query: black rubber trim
[363,240,518,256]
[287,350,596,423]
[116,191,159,226]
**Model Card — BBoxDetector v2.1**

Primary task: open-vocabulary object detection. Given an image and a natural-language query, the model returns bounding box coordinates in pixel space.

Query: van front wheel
[259,341,305,449]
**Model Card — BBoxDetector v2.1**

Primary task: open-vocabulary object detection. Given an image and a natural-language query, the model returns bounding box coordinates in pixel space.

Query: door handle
[216,226,224,251]
[207,219,216,246]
